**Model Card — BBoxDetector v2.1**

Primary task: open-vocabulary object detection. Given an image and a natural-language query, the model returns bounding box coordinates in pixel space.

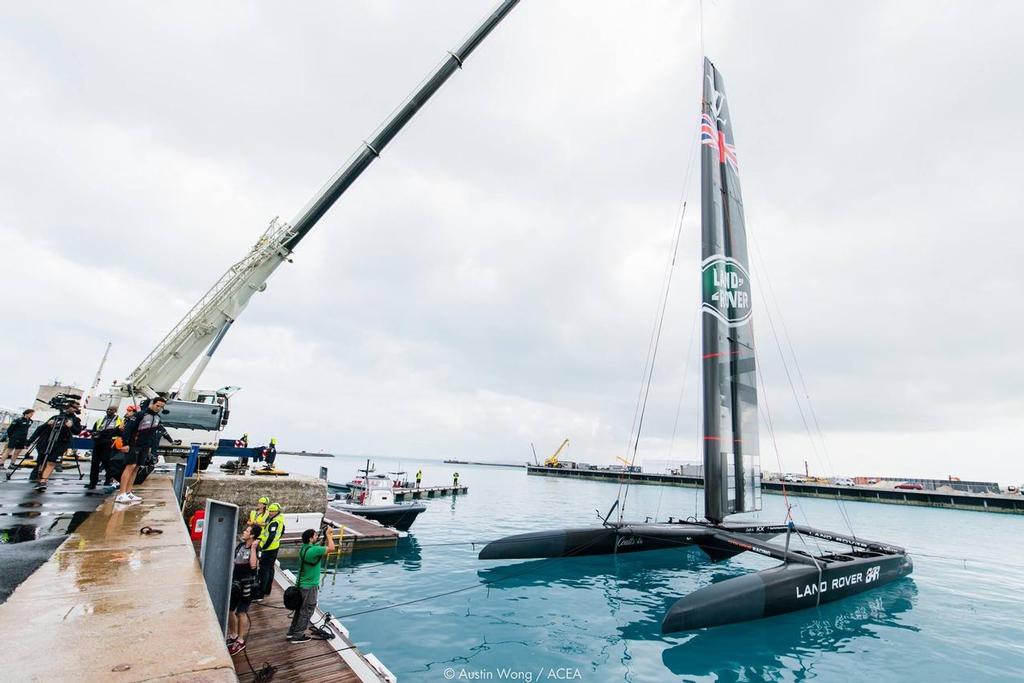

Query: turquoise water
[278,454,1024,682]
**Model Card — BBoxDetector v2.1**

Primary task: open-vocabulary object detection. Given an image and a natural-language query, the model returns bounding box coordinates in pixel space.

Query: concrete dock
[526,465,1024,514]
[0,474,237,682]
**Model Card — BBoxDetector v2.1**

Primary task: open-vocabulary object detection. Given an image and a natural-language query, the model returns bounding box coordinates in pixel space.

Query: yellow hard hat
[258,496,270,505]
[267,503,281,513]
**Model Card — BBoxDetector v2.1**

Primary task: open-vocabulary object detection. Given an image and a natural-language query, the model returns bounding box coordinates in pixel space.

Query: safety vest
[93,416,124,432]
[260,515,284,552]
[248,509,268,526]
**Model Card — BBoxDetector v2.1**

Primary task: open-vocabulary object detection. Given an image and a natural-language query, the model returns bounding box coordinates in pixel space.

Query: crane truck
[89,1,521,467]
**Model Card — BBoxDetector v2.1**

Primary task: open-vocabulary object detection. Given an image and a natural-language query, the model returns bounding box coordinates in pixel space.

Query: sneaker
[228,640,246,655]
[115,493,132,504]
[226,636,238,645]
[289,634,311,644]
[34,484,47,492]
[127,492,142,502]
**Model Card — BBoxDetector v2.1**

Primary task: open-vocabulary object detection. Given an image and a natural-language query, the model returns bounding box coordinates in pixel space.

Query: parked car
[895,482,924,490]
[833,478,855,486]
[783,474,807,483]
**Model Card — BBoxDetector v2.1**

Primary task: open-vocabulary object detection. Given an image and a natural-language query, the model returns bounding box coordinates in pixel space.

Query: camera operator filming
[285,521,336,644]
[27,396,82,492]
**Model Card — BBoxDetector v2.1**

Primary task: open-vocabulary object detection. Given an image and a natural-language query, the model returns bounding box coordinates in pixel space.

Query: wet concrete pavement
[0,473,236,682]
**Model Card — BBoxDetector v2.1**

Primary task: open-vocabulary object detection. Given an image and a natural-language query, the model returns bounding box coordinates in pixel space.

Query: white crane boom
[123,218,296,397]
[119,0,520,401]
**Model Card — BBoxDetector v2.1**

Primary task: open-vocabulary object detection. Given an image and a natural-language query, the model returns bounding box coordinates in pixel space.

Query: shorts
[124,448,145,466]
[231,594,252,614]
[230,576,255,613]
[42,449,66,464]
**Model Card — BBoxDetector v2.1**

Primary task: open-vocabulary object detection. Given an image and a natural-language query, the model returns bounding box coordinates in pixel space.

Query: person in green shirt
[286,525,335,643]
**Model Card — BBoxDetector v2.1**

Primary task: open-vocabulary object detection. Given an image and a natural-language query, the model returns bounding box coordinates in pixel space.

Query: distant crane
[544,439,570,468]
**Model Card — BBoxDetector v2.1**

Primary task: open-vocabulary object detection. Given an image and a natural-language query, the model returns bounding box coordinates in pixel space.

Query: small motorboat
[330,462,426,531]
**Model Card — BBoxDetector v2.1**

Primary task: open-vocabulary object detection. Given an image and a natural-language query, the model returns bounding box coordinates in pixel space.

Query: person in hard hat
[415,469,423,489]
[256,502,285,599]
[453,471,459,487]
[249,496,270,526]
[263,437,278,471]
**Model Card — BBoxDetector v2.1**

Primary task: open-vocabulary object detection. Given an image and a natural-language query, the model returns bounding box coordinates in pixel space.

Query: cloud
[2,1,1022,484]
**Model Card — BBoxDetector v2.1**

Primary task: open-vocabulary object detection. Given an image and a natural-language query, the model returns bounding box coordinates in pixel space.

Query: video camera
[318,519,338,545]
[39,393,82,411]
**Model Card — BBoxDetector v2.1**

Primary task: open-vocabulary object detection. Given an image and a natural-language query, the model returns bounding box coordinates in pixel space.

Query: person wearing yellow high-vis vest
[249,496,270,526]
[257,502,285,599]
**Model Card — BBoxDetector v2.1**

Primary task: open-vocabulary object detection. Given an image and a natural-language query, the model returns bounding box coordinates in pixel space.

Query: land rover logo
[702,256,752,326]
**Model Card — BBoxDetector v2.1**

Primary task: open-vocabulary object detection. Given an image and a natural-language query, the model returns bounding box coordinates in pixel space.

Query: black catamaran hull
[477,522,787,560]
[662,552,913,633]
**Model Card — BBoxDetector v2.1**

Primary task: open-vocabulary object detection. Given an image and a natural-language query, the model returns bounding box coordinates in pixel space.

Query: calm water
[277,454,1024,682]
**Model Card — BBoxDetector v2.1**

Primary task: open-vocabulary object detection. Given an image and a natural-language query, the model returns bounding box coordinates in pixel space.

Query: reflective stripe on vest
[261,515,284,551]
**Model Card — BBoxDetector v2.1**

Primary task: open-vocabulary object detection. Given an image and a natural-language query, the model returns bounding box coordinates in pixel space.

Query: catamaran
[478,58,913,633]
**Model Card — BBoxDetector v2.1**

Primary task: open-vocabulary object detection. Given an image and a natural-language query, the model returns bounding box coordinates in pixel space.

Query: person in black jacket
[117,396,169,503]
[2,409,34,469]
[30,405,82,491]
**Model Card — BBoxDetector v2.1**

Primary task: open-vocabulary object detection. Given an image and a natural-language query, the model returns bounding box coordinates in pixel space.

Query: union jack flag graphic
[700,112,738,172]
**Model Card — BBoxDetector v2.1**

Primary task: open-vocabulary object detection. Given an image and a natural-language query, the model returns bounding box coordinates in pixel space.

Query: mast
[699,58,761,523]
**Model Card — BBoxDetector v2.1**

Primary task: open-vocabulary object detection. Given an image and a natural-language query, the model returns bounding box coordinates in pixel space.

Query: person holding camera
[117,396,168,503]
[286,524,335,643]
[2,409,34,469]
[29,403,82,491]
[226,523,262,656]
[86,405,123,490]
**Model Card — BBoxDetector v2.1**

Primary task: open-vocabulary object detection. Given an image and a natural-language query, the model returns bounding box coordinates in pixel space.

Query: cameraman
[285,523,335,643]
[29,402,82,492]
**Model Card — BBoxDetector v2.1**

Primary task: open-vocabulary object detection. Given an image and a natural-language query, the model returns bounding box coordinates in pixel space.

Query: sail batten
[700,58,761,523]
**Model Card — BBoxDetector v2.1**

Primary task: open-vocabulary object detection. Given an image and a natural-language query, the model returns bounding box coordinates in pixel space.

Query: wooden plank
[231,571,362,682]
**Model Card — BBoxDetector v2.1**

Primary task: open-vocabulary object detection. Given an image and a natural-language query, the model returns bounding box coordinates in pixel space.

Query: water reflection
[661,580,919,681]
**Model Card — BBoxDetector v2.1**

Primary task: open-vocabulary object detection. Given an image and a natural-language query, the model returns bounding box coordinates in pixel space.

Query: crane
[113,0,521,417]
[544,439,570,468]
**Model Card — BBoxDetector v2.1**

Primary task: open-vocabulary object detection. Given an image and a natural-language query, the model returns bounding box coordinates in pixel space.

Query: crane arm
[122,0,521,398]
[544,438,570,467]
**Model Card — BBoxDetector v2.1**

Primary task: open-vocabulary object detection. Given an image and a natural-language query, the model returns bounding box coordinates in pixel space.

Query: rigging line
[620,200,689,523]
[618,116,702,522]
[334,529,615,620]
[655,301,701,522]
[749,235,857,538]
[754,346,823,557]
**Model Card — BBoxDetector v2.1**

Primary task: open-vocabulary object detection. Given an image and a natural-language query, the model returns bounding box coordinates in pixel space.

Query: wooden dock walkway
[324,507,401,549]
[232,566,393,682]
[393,484,467,501]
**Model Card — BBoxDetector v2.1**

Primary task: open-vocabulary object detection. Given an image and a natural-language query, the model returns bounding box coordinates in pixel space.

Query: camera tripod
[5,413,84,483]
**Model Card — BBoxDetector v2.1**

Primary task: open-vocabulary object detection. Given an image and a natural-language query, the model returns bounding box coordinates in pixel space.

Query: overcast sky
[2,1,1021,484]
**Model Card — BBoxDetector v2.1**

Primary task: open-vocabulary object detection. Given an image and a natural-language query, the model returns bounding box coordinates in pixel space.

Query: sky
[1,1,1022,484]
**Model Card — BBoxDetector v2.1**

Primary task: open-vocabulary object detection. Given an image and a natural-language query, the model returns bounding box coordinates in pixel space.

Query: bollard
[173,463,185,507]
[199,499,238,633]
[319,466,328,481]
[185,443,200,477]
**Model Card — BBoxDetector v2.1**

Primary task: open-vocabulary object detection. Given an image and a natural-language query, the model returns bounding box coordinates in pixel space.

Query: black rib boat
[479,57,913,634]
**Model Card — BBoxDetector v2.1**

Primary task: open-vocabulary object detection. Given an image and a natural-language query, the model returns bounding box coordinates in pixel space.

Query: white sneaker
[127,492,142,502]
[115,494,131,504]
